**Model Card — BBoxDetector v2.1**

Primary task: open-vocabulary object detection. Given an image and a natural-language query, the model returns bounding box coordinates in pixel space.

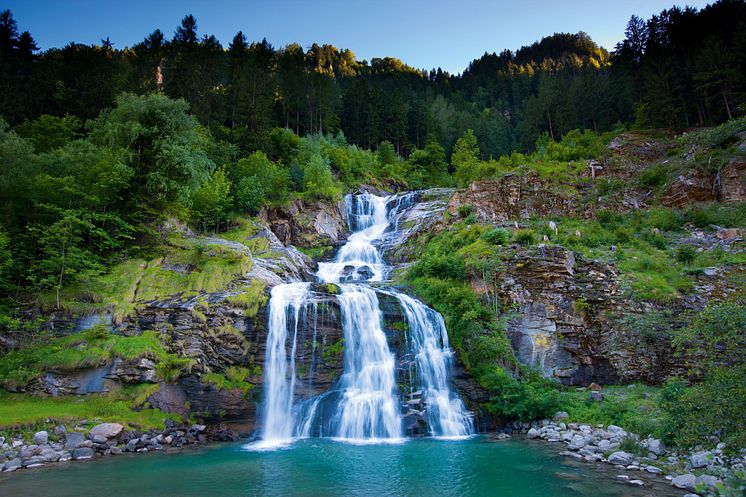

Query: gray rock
[671,474,697,491]
[683,494,700,497]
[89,423,124,440]
[3,458,22,472]
[608,451,634,465]
[64,432,86,450]
[696,475,721,487]
[568,435,588,450]
[72,447,95,460]
[191,424,206,433]
[91,435,108,444]
[33,431,49,445]
[54,425,67,437]
[125,439,138,452]
[527,428,541,439]
[647,438,665,455]
[628,480,644,486]
[689,451,712,469]
[645,465,662,474]
[553,411,570,421]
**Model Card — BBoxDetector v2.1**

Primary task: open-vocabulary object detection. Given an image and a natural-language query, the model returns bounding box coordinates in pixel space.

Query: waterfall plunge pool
[0,437,683,497]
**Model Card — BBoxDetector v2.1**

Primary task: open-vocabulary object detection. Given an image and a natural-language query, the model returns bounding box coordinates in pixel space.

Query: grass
[0,389,180,433]
[0,326,192,389]
[224,279,267,318]
[202,366,256,396]
[40,234,255,320]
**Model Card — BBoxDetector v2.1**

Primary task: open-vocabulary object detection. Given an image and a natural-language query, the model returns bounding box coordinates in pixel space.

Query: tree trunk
[722,90,733,120]
[546,112,554,140]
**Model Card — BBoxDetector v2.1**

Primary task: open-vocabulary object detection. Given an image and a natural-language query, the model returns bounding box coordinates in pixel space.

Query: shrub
[675,244,697,264]
[458,204,476,218]
[482,227,510,245]
[639,164,668,188]
[512,229,536,246]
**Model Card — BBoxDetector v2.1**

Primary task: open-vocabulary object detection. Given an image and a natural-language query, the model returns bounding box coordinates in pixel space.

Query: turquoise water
[0,437,681,496]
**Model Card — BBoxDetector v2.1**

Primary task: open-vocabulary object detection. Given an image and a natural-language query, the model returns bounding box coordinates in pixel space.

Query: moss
[224,279,267,318]
[202,366,255,396]
[322,338,345,364]
[0,327,193,389]
[298,245,334,260]
[322,283,340,295]
[0,389,180,432]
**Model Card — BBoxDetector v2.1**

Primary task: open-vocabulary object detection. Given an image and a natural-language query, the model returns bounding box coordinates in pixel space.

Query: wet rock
[527,428,541,439]
[3,458,22,472]
[72,448,95,460]
[608,451,634,465]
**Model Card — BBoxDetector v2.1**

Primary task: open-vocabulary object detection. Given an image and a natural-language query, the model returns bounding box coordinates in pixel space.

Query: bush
[512,229,536,246]
[458,204,476,218]
[675,244,697,264]
[639,164,668,188]
[482,227,510,245]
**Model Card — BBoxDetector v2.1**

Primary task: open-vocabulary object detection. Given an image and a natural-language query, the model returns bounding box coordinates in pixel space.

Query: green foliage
[16,114,83,152]
[452,129,481,187]
[697,471,746,497]
[191,168,233,230]
[482,227,510,245]
[0,327,188,390]
[322,338,345,364]
[203,366,255,396]
[224,279,267,318]
[303,153,339,200]
[638,164,669,188]
[0,390,179,431]
[512,229,536,246]
[680,116,746,149]
[484,369,563,421]
[675,244,697,264]
[659,367,746,450]
[230,151,289,204]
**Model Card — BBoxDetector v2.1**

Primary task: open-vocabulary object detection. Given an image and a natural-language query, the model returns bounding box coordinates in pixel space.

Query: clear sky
[6,0,714,74]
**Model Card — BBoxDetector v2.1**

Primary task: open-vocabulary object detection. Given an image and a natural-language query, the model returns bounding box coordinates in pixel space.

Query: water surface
[0,437,682,497]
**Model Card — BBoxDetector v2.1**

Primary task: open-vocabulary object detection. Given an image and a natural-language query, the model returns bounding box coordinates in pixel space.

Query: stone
[628,480,644,486]
[689,451,712,469]
[72,447,95,460]
[696,475,721,488]
[608,451,634,466]
[64,432,86,450]
[568,435,588,450]
[645,465,662,474]
[33,431,49,445]
[91,435,108,444]
[607,425,624,434]
[671,474,697,491]
[125,440,138,452]
[615,475,630,481]
[527,428,541,439]
[589,391,603,402]
[715,228,742,241]
[89,423,124,440]
[3,458,22,472]
[54,425,67,437]
[647,438,665,456]
[553,411,569,421]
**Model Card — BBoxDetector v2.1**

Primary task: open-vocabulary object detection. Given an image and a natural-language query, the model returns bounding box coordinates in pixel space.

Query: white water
[255,191,472,447]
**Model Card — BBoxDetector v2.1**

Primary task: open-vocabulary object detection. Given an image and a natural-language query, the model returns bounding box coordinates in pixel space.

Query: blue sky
[6,0,713,74]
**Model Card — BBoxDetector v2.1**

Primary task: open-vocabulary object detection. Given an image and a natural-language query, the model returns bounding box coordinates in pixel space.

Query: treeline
[2,1,744,162]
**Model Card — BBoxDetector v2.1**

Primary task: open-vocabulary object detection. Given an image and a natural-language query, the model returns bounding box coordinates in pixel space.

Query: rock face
[720,158,746,203]
[662,157,746,207]
[447,174,581,223]
[493,246,621,385]
[261,198,347,249]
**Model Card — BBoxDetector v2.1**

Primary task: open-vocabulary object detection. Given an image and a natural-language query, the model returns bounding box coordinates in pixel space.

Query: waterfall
[392,292,474,437]
[257,283,309,447]
[253,191,472,447]
[333,285,402,441]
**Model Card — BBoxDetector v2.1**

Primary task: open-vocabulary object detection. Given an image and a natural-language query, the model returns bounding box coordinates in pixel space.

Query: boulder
[33,431,48,445]
[671,474,697,491]
[689,451,712,469]
[3,458,22,472]
[696,475,721,488]
[71,447,95,460]
[64,432,86,450]
[608,451,634,465]
[527,428,541,439]
[647,438,665,456]
[553,411,570,421]
[89,423,124,440]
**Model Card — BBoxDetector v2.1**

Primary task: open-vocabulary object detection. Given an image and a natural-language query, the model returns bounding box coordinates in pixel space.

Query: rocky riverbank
[0,421,243,473]
[493,413,746,495]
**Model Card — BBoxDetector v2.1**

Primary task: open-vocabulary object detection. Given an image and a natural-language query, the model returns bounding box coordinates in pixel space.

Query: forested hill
[2,0,745,159]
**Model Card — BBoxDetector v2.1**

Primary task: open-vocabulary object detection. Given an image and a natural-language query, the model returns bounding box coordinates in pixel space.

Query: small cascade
[254,190,472,448]
[333,285,401,440]
[258,283,310,446]
[393,292,473,437]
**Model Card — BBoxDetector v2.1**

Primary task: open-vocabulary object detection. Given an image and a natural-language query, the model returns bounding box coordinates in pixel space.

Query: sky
[6,0,714,74]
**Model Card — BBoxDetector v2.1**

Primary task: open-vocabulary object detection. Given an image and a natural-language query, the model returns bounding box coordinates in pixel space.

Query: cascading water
[255,191,472,448]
